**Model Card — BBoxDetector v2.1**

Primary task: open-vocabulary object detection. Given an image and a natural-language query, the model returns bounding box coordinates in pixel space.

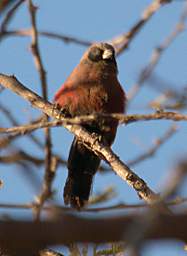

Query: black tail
[63,137,100,210]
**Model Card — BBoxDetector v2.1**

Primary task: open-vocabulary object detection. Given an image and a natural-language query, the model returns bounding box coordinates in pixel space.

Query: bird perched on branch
[54,43,126,210]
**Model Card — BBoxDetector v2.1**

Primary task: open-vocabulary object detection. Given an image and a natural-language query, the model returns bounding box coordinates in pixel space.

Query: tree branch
[127,124,177,166]
[127,1,187,101]
[110,0,173,55]
[0,73,161,206]
[0,112,186,136]
[1,213,187,254]
[28,0,54,220]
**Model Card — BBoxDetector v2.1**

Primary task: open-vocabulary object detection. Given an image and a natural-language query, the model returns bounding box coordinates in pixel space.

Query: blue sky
[0,0,187,255]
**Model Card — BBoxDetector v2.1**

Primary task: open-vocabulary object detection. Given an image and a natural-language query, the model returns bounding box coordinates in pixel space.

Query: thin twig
[1,28,93,46]
[39,30,92,46]
[110,0,173,55]
[0,150,45,165]
[0,196,186,213]
[89,187,116,205]
[0,0,25,33]
[0,133,20,148]
[0,111,186,136]
[0,0,19,15]
[39,249,64,256]
[0,180,3,188]
[16,160,41,191]
[127,124,177,166]
[0,102,43,149]
[0,0,174,54]
[124,158,187,251]
[28,0,53,220]
[127,2,187,101]
[0,150,66,167]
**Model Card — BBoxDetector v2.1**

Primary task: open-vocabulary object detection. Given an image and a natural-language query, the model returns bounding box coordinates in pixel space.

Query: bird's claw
[52,102,71,119]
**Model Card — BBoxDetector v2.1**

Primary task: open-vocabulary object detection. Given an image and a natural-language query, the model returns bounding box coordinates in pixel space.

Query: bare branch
[0,73,162,206]
[0,150,66,168]
[1,28,93,47]
[89,186,116,205]
[0,102,44,149]
[110,0,173,55]
[0,0,25,33]
[127,124,177,166]
[123,158,187,251]
[0,179,3,188]
[0,0,175,55]
[1,213,187,253]
[0,196,186,213]
[0,150,45,165]
[28,0,54,219]
[0,112,186,136]
[38,30,92,47]
[127,2,187,101]
[39,249,64,256]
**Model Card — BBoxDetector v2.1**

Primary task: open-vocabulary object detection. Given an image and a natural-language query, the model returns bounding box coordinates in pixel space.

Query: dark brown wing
[54,82,108,117]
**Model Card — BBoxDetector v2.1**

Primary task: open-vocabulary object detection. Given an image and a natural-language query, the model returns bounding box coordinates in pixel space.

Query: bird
[54,42,126,210]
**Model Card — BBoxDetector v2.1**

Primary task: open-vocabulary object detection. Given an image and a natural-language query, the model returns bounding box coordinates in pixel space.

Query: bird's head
[81,43,118,75]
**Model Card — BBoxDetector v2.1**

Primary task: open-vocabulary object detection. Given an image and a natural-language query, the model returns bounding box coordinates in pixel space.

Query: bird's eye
[88,47,103,62]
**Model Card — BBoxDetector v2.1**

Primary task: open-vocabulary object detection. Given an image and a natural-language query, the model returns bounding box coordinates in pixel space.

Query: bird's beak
[102,49,113,60]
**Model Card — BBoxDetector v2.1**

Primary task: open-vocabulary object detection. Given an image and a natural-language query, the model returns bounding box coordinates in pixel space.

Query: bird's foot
[90,132,102,141]
[91,132,108,146]
[52,103,71,119]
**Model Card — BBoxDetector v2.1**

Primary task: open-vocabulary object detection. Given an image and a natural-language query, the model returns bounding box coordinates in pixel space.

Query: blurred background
[0,0,187,255]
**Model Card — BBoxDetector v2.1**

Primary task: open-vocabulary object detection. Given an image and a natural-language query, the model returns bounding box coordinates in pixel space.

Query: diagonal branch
[0,102,44,149]
[1,0,174,56]
[0,73,163,206]
[127,124,177,166]
[0,0,25,33]
[110,0,173,55]
[127,1,187,101]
